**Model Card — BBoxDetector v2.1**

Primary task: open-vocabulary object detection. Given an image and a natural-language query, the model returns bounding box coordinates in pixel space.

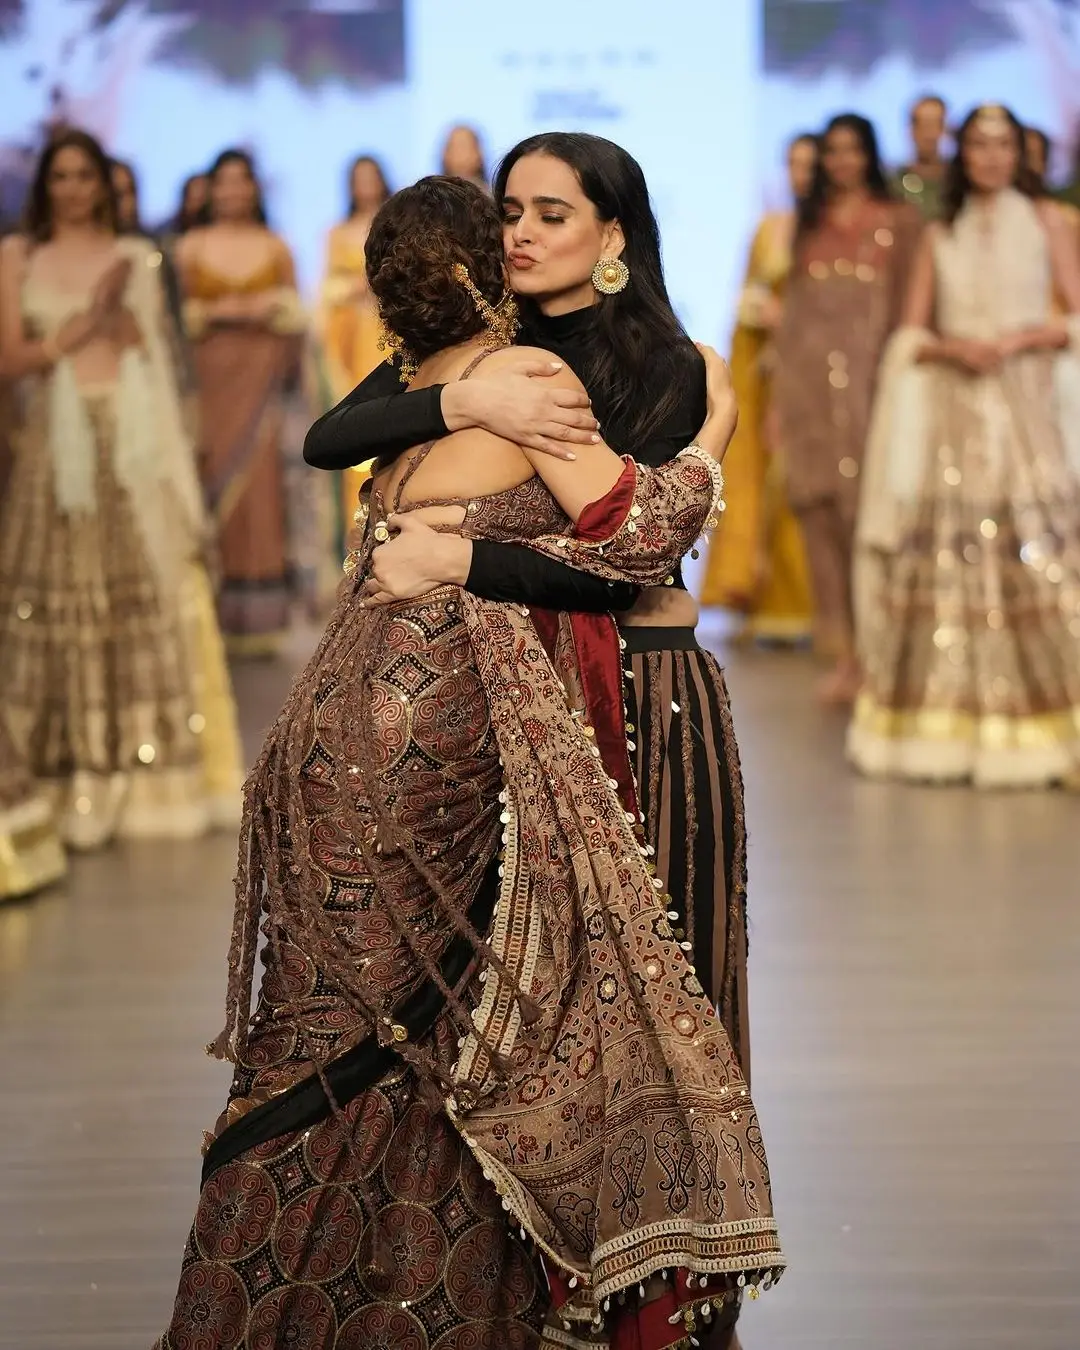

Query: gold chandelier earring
[452,263,519,349]
[592,256,629,296]
[377,319,417,384]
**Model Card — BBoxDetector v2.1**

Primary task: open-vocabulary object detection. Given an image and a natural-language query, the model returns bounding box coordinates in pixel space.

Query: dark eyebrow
[501,194,575,210]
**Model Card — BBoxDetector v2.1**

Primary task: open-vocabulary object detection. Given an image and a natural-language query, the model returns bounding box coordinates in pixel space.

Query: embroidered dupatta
[443,450,783,1339]
[214,444,781,1345]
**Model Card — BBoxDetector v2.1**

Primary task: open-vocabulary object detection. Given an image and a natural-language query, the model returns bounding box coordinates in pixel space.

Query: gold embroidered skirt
[0,388,236,846]
[0,720,65,901]
[850,357,1080,787]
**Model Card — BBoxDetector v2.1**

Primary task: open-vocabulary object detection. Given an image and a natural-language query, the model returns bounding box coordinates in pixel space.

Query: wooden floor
[1,620,1077,1350]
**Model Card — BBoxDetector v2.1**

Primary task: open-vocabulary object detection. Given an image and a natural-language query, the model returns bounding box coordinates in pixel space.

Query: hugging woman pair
[157,135,783,1350]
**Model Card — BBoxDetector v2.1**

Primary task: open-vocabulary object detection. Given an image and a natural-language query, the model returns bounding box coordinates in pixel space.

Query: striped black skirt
[621,626,750,1077]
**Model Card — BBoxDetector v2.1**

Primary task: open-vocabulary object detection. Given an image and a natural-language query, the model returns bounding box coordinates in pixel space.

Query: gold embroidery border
[852,693,1080,751]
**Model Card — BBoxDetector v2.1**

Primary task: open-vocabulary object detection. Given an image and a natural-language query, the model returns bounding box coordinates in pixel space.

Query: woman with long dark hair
[306,129,753,1093]
[850,104,1080,786]
[700,131,818,642]
[440,123,488,191]
[170,172,209,235]
[770,112,922,702]
[156,175,781,1350]
[110,157,192,395]
[177,147,307,654]
[108,157,143,234]
[0,129,240,847]
[1024,127,1080,261]
[316,155,392,534]
[319,155,391,403]
[1024,126,1052,195]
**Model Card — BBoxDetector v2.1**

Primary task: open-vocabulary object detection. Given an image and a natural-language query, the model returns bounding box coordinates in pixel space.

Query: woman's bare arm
[1042,199,1080,319]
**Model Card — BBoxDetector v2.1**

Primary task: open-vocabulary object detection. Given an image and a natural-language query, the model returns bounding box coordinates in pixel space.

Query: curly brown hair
[365,175,506,361]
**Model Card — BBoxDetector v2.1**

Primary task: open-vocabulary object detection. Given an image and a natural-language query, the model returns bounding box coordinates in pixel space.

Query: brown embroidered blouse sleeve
[521,447,724,588]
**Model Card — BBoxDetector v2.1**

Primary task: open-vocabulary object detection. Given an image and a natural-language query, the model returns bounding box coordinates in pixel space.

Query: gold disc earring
[591,256,629,295]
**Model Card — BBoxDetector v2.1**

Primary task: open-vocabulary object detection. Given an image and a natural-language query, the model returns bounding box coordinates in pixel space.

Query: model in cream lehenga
[850,106,1080,787]
[0,130,243,851]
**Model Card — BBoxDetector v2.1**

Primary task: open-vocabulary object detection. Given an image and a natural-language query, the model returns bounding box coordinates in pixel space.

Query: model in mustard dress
[700,134,816,644]
[316,156,390,537]
[177,151,308,656]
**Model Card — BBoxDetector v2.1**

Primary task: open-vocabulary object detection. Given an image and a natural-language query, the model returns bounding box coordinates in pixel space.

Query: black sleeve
[303,359,449,470]
[467,540,638,613]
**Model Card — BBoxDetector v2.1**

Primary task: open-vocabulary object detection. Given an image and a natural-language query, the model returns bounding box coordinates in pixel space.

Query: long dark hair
[174,172,208,233]
[207,147,268,226]
[108,156,142,234]
[344,154,391,220]
[796,113,891,238]
[941,106,1033,224]
[1024,124,1050,197]
[23,128,117,242]
[788,131,820,202]
[494,131,697,452]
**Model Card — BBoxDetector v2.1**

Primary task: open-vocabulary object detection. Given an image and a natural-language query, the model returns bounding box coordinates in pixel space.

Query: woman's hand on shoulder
[505,353,626,521]
[442,349,599,459]
[693,342,738,462]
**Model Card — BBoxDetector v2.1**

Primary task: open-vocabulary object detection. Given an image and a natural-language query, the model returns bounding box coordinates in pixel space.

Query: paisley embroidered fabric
[156,430,781,1349]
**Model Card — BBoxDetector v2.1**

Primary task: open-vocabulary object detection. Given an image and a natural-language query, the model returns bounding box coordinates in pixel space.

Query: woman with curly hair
[155,176,783,1350]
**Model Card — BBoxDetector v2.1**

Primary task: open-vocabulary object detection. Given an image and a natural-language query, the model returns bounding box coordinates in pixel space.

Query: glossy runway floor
[1,622,1077,1350]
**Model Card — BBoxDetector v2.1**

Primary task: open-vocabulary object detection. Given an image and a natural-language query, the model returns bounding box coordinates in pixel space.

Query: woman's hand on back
[359,513,473,607]
[441,354,600,460]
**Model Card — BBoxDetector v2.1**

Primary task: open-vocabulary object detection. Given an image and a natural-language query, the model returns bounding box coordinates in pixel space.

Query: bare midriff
[66,338,127,387]
[618,585,698,629]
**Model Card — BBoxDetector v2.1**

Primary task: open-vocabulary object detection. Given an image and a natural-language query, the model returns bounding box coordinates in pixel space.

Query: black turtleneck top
[303,305,706,610]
